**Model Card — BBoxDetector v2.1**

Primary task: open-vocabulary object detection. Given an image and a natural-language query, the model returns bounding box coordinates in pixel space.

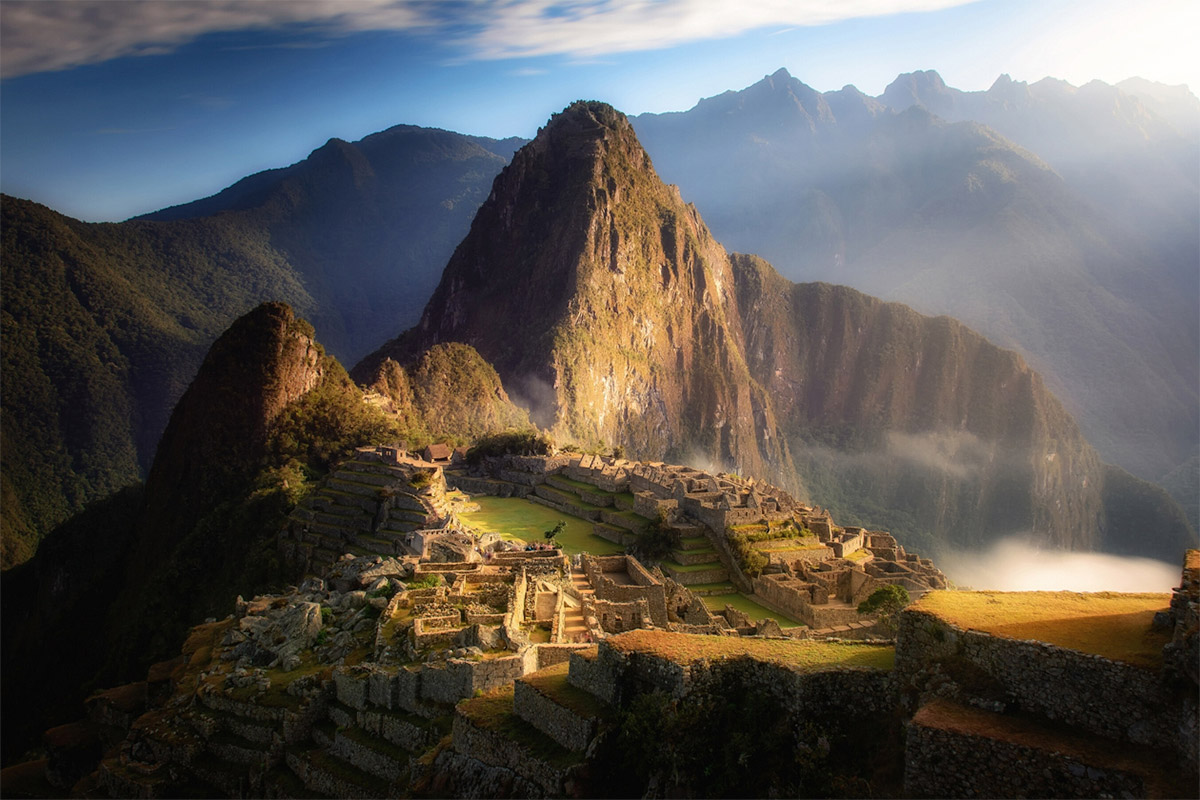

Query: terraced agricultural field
[461,496,624,555]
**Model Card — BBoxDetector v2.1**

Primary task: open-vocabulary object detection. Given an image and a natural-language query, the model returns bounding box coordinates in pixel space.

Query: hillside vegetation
[0,126,515,565]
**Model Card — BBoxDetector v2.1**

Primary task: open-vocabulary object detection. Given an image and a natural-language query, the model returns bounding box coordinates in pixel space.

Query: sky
[2,0,1197,222]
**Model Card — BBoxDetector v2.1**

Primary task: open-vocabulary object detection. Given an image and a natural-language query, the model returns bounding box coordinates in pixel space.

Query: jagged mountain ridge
[356,101,1189,557]
[0,126,518,566]
[138,124,525,363]
[632,68,1199,485]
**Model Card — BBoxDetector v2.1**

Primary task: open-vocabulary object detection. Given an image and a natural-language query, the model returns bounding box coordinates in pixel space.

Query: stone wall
[904,700,1148,799]
[512,680,596,752]
[451,711,569,796]
[564,637,893,729]
[592,598,651,633]
[536,644,592,669]
[566,649,615,704]
[582,555,669,628]
[335,651,538,719]
[896,609,1196,766]
[634,492,675,519]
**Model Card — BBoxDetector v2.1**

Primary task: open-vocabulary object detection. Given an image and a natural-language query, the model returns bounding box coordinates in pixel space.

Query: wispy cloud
[456,0,977,61]
[0,0,435,78]
[2,0,977,79]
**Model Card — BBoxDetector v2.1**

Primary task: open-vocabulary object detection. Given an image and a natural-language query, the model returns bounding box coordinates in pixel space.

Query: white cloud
[1,0,976,79]
[939,537,1180,593]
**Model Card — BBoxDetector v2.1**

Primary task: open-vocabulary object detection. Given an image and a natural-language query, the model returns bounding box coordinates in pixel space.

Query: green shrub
[466,429,553,463]
[727,531,768,578]
[407,573,441,590]
[857,584,910,633]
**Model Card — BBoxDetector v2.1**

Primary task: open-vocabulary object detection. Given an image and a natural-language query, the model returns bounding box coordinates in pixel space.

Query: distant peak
[987,73,1031,100]
[769,67,792,80]
[901,69,947,89]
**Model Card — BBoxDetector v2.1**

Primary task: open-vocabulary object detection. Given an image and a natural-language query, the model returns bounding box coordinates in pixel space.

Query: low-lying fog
[939,537,1180,592]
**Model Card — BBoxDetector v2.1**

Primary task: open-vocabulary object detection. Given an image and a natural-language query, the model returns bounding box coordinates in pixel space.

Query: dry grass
[914,591,1171,669]
[606,630,894,671]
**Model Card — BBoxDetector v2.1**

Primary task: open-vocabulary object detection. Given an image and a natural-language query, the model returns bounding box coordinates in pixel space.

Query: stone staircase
[562,571,595,643]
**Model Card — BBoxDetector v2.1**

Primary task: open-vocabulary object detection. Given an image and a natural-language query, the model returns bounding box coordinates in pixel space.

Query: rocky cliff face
[132,302,326,566]
[357,101,792,486]
[731,255,1107,552]
[365,342,531,441]
[632,69,1198,491]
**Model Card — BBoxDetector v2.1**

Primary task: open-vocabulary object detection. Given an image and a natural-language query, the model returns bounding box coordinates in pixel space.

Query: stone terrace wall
[513,680,596,753]
[904,704,1147,799]
[569,637,892,721]
[896,609,1195,765]
[450,712,568,797]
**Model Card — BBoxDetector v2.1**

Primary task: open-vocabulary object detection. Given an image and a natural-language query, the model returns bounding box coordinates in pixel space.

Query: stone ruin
[452,449,948,636]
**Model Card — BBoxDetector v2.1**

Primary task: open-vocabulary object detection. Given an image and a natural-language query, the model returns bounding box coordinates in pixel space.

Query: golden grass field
[914,591,1172,669]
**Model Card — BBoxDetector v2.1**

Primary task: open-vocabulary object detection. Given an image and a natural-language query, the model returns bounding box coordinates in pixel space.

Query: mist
[939,536,1180,593]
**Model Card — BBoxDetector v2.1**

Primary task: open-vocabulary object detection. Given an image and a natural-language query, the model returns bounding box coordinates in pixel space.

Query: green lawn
[461,496,624,556]
[703,593,803,628]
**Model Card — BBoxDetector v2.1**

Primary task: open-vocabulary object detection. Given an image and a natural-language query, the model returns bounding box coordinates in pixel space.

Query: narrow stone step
[676,535,711,551]
[670,547,720,566]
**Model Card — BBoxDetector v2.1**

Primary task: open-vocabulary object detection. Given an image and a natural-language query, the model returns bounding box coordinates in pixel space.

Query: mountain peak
[355,102,790,480]
[539,100,631,140]
[879,69,957,114]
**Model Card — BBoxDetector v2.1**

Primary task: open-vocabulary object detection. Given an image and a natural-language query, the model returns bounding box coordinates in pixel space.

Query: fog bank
[940,537,1180,592]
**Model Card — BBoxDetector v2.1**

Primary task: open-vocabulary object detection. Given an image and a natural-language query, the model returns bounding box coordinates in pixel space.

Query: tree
[544,520,566,545]
[630,510,679,562]
[857,584,910,633]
